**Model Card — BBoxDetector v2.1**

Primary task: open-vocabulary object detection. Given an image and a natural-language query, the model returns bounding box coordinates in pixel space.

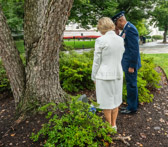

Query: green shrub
[122,54,161,103]
[0,61,10,92]
[0,49,161,104]
[152,35,163,40]
[0,54,25,92]
[30,96,115,147]
[146,36,152,39]
[59,50,94,92]
[138,55,161,102]
[60,51,161,103]
[140,55,161,88]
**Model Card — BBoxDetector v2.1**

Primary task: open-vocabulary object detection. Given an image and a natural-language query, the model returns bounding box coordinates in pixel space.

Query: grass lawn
[64,39,96,41]
[145,54,168,77]
[64,40,95,49]
[15,40,95,52]
[15,40,24,53]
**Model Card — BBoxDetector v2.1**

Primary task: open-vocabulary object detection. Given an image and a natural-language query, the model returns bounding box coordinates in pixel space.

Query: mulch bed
[0,67,168,147]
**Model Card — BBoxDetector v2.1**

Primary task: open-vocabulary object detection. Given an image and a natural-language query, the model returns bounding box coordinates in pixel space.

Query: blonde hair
[97,17,115,34]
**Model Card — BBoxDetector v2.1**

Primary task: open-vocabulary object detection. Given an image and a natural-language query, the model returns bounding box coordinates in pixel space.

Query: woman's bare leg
[111,107,118,126]
[103,109,111,124]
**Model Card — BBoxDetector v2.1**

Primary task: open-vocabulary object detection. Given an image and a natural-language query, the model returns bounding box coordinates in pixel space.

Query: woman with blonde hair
[91,17,125,131]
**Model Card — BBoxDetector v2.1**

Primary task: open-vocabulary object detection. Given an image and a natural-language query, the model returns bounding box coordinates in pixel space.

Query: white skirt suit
[91,31,125,109]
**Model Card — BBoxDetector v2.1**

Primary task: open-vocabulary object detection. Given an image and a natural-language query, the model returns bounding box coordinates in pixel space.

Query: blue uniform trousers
[125,69,139,111]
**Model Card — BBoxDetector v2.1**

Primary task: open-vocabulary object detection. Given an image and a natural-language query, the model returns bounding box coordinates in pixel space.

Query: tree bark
[163,26,167,43]
[0,6,26,107]
[0,0,74,112]
[22,0,74,107]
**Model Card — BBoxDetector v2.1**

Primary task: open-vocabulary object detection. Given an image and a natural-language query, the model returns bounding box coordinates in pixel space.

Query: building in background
[64,22,164,37]
[148,23,164,36]
[64,22,101,37]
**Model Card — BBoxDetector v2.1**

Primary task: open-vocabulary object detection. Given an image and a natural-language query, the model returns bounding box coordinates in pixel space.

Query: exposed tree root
[113,135,131,146]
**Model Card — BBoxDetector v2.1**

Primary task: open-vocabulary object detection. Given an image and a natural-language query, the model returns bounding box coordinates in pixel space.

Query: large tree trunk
[0,6,26,107]
[163,26,167,43]
[0,0,74,112]
[22,0,74,108]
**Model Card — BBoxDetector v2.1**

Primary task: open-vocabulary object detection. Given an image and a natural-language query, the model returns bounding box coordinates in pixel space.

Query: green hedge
[152,35,163,40]
[59,50,94,92]
[0,50,161,103]
[145,36,152,39]
[0,61,10,92]
[0,54,25,92]
[59,51,161,103]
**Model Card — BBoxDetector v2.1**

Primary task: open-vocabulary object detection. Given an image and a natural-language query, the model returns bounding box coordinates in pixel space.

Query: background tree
[136,19,150,36]
[1,0,158,36]
[150,1,168,43]
[0,0,74,114]
[69,0,158,29]
[115,0,158,24]
[69,0,118,29]
[0,0,24,33]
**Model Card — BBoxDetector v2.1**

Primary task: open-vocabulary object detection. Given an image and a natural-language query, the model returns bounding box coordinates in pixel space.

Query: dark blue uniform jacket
[120,22,141,72]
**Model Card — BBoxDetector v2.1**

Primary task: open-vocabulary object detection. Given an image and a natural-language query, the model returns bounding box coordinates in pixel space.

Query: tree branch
[0,5,26,107]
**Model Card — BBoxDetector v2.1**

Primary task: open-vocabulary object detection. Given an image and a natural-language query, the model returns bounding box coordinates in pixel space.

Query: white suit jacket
[91,31,125,81]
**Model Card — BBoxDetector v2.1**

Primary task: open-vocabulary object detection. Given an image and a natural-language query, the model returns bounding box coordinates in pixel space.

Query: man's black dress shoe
[120,109,137,114]
[120,107,127,110]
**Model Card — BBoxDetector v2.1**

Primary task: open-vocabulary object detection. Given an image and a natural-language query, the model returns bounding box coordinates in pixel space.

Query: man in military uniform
[112,11,141,114]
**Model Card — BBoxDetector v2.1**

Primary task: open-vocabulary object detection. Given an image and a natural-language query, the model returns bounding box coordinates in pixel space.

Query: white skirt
[96,79,123,109]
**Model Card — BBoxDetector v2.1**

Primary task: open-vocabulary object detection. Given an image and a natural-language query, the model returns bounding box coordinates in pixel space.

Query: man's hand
[128,67,134,73]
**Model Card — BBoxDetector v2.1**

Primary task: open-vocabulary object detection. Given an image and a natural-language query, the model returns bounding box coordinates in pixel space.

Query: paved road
[64,30,168,54]
[140,40,168,54]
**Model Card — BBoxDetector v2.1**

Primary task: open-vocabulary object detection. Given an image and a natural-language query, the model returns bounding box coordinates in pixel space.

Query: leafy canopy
[150,1,168,29]
[69,0,158,28]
